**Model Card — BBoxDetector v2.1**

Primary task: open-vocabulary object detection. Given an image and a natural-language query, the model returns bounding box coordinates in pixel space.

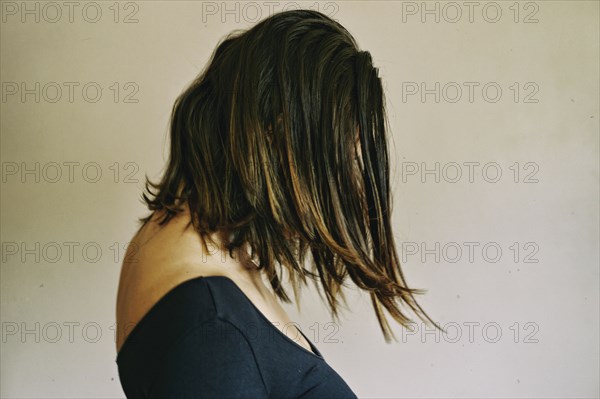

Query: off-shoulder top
[116,275,358,398]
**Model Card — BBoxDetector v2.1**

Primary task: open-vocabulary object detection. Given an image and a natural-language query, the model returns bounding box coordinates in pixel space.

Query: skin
[115,202,316,357]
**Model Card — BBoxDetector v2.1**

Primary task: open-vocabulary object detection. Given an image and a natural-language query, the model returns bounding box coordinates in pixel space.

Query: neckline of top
[116,275,324,362]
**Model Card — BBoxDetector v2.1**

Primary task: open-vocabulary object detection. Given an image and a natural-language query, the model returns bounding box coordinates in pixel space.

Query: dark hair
[139,9,445,341]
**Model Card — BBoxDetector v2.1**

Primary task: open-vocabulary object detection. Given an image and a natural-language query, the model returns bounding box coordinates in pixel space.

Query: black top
[116,275,358,398]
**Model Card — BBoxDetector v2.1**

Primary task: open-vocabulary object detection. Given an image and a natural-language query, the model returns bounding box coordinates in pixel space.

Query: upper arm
[149,317,269,399]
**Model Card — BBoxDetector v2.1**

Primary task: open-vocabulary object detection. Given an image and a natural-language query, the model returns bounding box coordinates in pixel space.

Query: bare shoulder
[115,209,228,354]
[114,209,317,356]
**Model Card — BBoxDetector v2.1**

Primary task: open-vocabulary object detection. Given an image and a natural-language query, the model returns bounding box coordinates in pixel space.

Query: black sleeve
[148,317,269,399]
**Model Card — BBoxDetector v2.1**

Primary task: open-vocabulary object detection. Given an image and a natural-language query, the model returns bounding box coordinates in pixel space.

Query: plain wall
[1,1,598,398]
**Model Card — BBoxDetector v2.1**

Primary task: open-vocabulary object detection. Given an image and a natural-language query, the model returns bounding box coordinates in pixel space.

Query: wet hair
[138,9,445,342]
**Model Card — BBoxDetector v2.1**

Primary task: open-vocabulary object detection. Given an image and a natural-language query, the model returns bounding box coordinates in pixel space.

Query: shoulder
[117,284,270,398]
[115,211,229,353]
[149,316,269,398]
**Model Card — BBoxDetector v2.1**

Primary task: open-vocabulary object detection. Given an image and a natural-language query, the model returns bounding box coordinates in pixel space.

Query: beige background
[1,1,598,398]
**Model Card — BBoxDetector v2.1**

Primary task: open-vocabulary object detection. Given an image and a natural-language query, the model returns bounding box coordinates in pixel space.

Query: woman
[115,9,443,398]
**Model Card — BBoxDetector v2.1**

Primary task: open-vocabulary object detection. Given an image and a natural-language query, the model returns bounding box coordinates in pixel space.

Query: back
[116,275,358,399]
